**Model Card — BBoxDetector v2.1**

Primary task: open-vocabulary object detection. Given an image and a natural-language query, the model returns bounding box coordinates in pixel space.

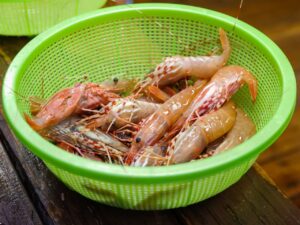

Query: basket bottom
[44,156,257,210]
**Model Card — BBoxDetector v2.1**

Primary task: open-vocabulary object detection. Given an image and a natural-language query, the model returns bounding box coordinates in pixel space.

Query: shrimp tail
[24,114,44,131]
[219,28,231,65]
[243,71,258,101]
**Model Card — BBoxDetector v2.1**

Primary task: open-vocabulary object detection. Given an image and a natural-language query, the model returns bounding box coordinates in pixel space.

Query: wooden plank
[0,140,42,225]
[175,165,300,225]
[260,148,300,207]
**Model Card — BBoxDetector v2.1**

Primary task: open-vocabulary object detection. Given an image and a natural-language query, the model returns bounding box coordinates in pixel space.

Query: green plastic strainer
[2,4,296,210]
[0,0,107,36]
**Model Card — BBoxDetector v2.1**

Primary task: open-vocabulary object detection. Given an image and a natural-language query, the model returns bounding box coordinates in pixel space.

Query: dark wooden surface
[0,141,42,225]
[1,0,300,224]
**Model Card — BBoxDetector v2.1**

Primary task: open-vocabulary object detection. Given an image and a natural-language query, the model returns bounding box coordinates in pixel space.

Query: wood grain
[176,167,300,225]
[0,141,42,225]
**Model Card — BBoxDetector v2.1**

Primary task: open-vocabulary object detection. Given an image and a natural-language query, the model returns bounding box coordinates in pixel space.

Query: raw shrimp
[135,28,230,91]
[125,80,207,164]
[166,65,257,140]
[167,101,236,164]
[46,118,128,163]
[25,84,86,131]
[210,108,256,155]
[85,98,160,130]
[47,122,129,153]
[25,83,119,131]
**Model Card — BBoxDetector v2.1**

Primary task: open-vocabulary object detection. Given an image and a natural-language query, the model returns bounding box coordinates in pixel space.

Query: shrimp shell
[168,101,236,164]
[167,65,257,140]
[46,118,129,154]
[125,80,207,164]
[86,99,160,130]
[211,108,256,155]
[142,28,230,88]
[25,84,86,131]
[25,83,119,131]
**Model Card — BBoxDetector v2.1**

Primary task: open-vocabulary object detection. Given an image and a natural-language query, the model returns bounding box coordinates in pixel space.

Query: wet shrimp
[46,118,128,163]
[135,28,230,92]
[209,108,256,155]
[84,98,160,130]
[167,101,236,164]
[125,80,207,164]
[166,65,257,140]
[25,83,119,131]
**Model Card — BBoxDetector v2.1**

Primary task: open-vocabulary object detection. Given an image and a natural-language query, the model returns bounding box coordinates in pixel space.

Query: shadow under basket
[2,4,296,209]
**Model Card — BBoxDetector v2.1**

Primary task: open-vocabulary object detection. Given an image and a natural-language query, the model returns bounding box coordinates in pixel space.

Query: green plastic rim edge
[2,3,296,184]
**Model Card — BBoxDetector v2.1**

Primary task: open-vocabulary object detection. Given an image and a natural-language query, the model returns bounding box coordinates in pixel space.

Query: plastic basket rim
[2,3,296,184]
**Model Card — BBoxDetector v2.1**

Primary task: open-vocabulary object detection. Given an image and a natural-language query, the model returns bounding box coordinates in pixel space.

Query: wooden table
[1,1,300,225]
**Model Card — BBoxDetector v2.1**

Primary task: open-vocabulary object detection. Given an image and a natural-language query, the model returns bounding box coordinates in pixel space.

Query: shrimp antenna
[232,0,244,32]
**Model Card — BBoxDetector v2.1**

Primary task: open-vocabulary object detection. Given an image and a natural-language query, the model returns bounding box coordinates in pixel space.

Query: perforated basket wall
[3,4,295,209]
[46,157,257,209]
[0,0,107,36]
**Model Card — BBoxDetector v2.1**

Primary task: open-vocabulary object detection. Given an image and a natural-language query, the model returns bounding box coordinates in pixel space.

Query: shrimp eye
[160,145,167,151]
[113,77,119,84]
[135,137,141,143]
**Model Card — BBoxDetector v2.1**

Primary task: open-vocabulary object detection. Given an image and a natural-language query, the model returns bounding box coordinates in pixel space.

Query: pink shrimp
[135,28,230,91]
[125,80,207,164]
[25,83,119,131]
[166,65,257,140]
[167,101,236,164]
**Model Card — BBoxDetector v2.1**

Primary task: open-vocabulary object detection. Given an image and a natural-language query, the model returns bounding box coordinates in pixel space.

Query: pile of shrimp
[25,28,257,167]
